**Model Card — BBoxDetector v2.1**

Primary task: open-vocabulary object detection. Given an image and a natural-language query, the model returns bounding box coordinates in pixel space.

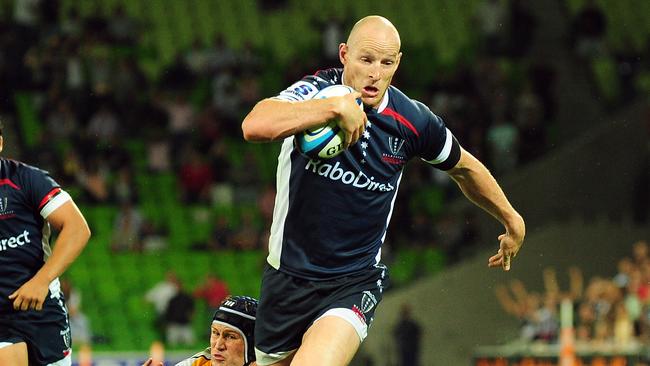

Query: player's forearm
[448,152,525,238]
[35,221,91,283]
[242,98,342,142]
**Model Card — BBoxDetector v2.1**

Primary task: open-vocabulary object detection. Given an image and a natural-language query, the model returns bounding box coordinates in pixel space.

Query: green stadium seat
[591,57,621,103]
[390,248,420,286]
[14,93,42,148]
[422,247,446,275]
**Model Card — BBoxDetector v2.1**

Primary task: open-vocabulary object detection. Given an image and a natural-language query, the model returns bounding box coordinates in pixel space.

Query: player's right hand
[335,91,367,149]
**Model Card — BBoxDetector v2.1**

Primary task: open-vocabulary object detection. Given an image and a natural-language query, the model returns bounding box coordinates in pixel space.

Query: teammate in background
[142,295,258,366]
[242,15,525,366]
[0,121,92,366]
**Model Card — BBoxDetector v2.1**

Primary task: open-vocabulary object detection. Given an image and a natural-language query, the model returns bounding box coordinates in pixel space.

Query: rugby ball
[295,85,362,159]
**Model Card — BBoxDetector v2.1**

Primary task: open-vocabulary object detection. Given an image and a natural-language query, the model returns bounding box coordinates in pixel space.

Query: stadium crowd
[496,240,650,348]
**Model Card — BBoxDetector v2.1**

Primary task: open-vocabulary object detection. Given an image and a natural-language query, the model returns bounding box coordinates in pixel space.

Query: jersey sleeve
[273,69,338,102]
[417,111,461,171]
[22,165,71,219]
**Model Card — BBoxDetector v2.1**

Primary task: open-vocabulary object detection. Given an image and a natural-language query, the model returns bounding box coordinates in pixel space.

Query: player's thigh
[291,315,361,366]
[0,342,29,366]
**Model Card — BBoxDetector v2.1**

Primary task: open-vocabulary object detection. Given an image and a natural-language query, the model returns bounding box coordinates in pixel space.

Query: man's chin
[362,95,381,108]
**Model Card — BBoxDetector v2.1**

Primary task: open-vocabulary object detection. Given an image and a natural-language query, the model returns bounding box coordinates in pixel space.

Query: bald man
[242,16,525,366]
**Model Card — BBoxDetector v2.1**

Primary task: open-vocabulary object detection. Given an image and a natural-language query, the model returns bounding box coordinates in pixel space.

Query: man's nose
[368,63,381,80]
[215,336,226,350]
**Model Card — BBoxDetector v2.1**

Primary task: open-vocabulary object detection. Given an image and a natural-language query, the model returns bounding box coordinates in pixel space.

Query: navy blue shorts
[0,292,71,366]
[254,264,389,365]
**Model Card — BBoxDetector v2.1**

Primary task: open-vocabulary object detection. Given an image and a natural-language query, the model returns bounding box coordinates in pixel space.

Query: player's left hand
[488,231,524,272]
[8,275,51,311]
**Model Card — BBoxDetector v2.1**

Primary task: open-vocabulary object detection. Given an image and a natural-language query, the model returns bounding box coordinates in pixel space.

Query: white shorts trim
[315,308,368,342]
[0,342,14,349]
[254,348,296,366]
[46,351,71,366]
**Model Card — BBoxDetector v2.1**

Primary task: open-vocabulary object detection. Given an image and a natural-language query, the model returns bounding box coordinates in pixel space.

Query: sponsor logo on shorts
[0,230,30,252]
[304,160,395,192]
[361,291,377,314]
[61,326,71,349]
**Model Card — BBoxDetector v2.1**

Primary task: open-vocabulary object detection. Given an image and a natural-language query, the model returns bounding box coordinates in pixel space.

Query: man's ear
[339,43,348,65]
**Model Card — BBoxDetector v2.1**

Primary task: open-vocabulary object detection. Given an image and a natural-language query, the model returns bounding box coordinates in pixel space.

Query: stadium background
[0,0,648,364]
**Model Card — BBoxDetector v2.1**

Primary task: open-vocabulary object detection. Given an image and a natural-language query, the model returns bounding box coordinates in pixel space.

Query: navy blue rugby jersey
[268,68,461,280]
[0,158,71,312]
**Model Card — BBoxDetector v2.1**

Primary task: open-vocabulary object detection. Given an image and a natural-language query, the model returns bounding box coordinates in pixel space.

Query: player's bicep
[45,199,89,233]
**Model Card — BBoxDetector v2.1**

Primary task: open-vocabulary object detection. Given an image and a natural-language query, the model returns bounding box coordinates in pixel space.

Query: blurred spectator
[112,57,147,109]
[146,133,172,173]
[632,240,648,267]
[60,7,82,39]
[257,183,276,226]
[211,66,240,120]
[613,257,634,289]
[232,211,262,250]
[535,293,559,342]
[507,0,536,58]
[474,0,509,56]
[193,273,230,312]
[160,53,194,91]
[145,271,181,340]
[486,116,519,176]
[77,158,110,203]
[107,4,139,45]
[112,165,138,204]
[45,99,78,141]
[204,215,234,250]
[86,103,121,145]
[205,34,237,72]
[571,0,607,59]
[319,15,345,64]
[110,201,144,252]
[515,82,546,164]
[179,147,214,203]
[164,283,195,347]
[162,93,196,147]
[184,38,210,76]
[238,72,262,111]
[13,0,41,28]
[393,303,422,366]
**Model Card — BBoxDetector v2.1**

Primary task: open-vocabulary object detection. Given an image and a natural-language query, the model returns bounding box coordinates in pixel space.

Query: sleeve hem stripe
[423,128,453,164]
[40,191,71,219]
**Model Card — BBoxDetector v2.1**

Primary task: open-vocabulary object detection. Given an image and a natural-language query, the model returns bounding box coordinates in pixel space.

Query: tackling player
[0,121,91,366]
[242,15,525,366]
[143,295,258,366]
